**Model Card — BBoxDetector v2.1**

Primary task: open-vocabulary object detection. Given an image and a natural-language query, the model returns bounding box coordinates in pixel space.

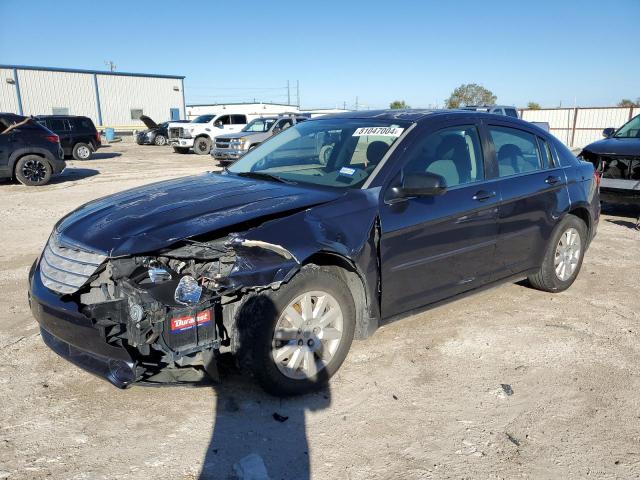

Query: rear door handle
[545,175,561,185]
[472,190,496,202]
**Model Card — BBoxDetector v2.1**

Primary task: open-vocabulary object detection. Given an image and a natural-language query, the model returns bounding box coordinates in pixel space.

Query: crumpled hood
[581,137,640,156]
[55,173,343,257]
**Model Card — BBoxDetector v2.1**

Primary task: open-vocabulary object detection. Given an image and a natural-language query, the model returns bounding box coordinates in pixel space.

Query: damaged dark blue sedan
[28,110,600,396]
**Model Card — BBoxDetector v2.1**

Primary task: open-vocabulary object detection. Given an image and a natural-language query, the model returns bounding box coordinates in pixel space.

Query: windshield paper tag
[339,167,356,176]
[353,127,404,137]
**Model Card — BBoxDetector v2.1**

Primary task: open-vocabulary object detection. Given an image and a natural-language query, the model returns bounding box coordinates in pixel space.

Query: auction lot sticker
[353,126,404,137]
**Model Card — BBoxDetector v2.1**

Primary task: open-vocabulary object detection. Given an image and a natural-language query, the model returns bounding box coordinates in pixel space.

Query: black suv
[0,113,66,186]
[35,115,101,160]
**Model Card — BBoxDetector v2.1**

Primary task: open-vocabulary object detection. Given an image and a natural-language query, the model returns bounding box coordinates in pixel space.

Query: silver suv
[212,114,308,165]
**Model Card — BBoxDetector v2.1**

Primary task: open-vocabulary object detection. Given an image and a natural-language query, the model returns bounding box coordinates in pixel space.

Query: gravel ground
[0,143,639,480]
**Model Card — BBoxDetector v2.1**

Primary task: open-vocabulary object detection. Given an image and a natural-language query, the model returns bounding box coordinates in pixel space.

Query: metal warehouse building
[0,64,186,128]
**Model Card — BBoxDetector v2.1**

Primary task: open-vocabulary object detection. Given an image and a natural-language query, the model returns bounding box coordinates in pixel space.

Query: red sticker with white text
[170,309,211,333]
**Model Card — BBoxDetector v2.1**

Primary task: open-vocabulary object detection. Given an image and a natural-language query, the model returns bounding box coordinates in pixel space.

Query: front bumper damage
[28,233,302,388]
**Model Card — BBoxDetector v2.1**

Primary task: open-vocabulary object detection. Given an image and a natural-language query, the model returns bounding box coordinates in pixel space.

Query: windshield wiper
[234,171,296,184]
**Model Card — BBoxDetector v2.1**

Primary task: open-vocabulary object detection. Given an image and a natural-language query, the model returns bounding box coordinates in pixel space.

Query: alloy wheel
[22,159,47,183]
[554,227,581,281]
[272,290,344,380]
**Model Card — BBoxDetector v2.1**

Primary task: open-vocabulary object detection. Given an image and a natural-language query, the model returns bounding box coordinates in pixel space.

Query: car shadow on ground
[49,168,99,184]
[601,203,640,230]
[86,152,122,160]
[199,295,331,480]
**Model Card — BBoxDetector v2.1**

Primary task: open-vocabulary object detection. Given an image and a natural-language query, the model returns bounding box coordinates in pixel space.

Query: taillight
[95,131,101,143]
[593,170,601,189]
[44,134,59,144]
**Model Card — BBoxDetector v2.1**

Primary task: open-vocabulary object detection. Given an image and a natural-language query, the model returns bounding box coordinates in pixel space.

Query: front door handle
[545,175,561,185]
[472,190,496,202]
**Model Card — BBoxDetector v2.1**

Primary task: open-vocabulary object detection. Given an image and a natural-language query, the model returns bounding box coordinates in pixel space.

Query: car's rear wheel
[528,214,587,292]
[72,142,92,160]
[236,265,355,396]
[173,147,189,154]
[15,155,52,186]
[154,134,167,146]
[193,137,212,155]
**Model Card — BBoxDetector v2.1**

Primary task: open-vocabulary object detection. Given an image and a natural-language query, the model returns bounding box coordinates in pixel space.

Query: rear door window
[489,126,542,177]
[505,109,519,118]
[231,115,247,125]
[48,118,67,132]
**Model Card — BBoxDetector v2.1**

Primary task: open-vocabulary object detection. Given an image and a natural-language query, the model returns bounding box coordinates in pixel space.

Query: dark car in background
[136,116,189,146]
[28,110,599,395]
[579,114,640,206]
[35,115,101,160]
[0,113,66,186]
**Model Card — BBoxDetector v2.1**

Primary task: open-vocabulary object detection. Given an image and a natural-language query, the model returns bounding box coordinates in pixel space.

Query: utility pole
[296,80,300,108]
[355,96,359,111]
[287,81,290,105]
[104,60,116,72]
[343,101,346,110]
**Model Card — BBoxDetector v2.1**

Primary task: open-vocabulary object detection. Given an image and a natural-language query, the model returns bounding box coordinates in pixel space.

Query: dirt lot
[0,143,639,479]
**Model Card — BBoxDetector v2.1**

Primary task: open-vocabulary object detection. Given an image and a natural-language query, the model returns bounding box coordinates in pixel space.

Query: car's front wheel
[193,136,212,155]
[528,214,588,292]
[236,265,355,396]
[15,155,52,186]
[72,142,92,160]
[154,134,167,146]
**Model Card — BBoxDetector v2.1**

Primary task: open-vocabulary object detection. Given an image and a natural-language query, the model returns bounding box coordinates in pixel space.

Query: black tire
[248,144,257,151]
[72,142,92,160]
[154,135,167,146]
[173,146,189,154]
[193,136,212,155]
[14,155,52,186]
[528,214,588,292]
[235,265,356,396]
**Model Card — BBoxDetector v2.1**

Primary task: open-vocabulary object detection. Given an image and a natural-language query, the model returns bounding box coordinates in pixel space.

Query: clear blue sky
[1,0,638,109]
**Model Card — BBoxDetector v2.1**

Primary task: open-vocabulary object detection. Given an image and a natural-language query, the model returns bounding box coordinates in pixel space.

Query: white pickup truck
[167,113,255,155]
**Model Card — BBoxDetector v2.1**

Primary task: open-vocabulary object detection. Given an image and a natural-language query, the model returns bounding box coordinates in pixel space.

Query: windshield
[614,115,640,138]
[191,114,215,124]
[243,118,277,132]
[228,118,409,188]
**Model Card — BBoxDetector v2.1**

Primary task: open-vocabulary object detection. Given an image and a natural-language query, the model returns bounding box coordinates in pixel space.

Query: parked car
[29,110,599,396]
[136,116,189,146]
[35,115,101,160]
[0,113,65,186]
[461,105,519,118]
[579,114,640,206]
[168,113,253,155]
[212,114,308,165]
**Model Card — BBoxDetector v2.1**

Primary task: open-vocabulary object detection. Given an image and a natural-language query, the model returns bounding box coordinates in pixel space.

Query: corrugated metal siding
[0,68,20,113]
[18,70,97,119]
[521,107,638,148]
[97,75,184,126]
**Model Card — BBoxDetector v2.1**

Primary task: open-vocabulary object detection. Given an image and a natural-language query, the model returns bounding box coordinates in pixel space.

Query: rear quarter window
[552,139,579,167]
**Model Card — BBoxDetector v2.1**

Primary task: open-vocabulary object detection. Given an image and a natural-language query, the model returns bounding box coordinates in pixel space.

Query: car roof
[314,108,549,134]
[316,108,522,123]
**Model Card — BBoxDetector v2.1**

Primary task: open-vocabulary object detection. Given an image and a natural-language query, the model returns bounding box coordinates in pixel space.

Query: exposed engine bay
[65,234,300,385]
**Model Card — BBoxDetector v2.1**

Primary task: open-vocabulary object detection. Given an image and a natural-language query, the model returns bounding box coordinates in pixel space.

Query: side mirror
[392,172,448,198]
[602,127,616,138]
